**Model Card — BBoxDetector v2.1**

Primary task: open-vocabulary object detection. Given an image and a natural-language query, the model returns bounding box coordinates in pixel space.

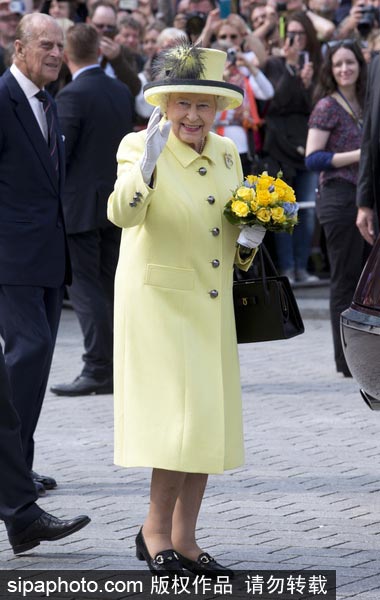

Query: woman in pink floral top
[305,40,369,377]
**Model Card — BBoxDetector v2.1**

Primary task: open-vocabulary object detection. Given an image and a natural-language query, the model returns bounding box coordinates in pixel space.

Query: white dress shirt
[10,63,48,142]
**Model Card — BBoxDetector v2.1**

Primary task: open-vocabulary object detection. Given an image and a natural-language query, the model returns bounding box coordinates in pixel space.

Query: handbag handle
[259,244,280,277]
[258,244,280,302]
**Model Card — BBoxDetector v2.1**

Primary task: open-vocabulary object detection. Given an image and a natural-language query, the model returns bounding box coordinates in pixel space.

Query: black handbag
[233,245,305,343]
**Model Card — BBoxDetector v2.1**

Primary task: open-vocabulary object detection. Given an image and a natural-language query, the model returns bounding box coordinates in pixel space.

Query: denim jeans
[274,169,318,272]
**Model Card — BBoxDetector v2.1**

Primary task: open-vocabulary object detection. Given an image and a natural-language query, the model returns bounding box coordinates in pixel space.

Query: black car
[341,234,380,410]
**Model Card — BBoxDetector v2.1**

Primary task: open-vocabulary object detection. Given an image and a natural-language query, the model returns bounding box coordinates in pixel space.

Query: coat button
[207,195,215,204]
[211,259,220,268]
[211,227,220,236]
[129,201,137,207]
[133,192,142,202]
[209,289,219,298]
[198,166,207,176]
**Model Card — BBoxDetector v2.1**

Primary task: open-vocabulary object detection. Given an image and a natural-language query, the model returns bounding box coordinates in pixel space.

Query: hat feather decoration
[144,44,244,110]
[152,42,206,81]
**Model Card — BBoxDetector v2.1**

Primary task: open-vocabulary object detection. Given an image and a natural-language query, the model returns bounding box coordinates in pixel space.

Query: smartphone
[219,0,231,19]
[298,51,309,69]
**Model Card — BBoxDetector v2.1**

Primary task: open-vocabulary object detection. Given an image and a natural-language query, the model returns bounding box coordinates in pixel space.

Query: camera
[358,5,378,37]
[276,1,287,12]
[102,26,117,39]
[185,12,207,37]
[227,47,237,64]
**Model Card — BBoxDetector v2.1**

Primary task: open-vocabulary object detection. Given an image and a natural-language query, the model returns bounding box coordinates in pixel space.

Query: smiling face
[14,16,64,88]
[166,92,217,152]
[332,47,360,89]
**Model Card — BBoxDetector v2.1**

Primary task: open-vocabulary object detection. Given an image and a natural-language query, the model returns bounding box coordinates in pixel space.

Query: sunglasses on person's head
[325,38,364,49]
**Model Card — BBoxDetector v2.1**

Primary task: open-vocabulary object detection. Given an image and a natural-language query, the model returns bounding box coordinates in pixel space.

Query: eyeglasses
[286,30,306,37]
[218,33,238,40]
[93,23,117,32]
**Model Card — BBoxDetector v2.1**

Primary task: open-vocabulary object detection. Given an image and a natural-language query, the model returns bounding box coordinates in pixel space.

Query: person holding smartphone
[263,12,322,284]
[213,15,274,174]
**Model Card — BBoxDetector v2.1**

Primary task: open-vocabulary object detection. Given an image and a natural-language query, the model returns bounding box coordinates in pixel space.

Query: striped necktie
[35,89,59,174]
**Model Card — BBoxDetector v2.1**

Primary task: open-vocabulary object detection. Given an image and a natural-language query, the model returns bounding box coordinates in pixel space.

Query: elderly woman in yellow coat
[108,44,266,576]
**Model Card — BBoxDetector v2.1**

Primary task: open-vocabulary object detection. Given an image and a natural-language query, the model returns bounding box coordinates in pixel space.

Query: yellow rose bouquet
[224,172,299,234]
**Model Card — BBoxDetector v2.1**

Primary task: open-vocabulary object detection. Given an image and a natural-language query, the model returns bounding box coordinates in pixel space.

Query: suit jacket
[357,54,380,215]
[56,67,134,234]
[0,69,69,287]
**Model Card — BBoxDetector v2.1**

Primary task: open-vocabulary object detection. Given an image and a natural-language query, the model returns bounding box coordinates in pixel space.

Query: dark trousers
[67,226,121,380]
[0,348,42,535]
[319,180,367,373]
[0,285,64,470]
[322,219,366,374]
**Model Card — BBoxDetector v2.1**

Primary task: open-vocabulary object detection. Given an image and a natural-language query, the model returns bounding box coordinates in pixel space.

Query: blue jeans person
[274,169,318,276]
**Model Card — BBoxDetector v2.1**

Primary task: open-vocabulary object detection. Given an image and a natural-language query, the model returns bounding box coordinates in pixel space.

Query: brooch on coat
[224,153,233,169]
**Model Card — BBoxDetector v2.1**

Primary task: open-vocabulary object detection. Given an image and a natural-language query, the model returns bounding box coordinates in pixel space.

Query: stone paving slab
[1,308,380,599]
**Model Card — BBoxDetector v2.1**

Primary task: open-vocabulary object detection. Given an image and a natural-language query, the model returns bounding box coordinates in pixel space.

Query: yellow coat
[108,127,251,474]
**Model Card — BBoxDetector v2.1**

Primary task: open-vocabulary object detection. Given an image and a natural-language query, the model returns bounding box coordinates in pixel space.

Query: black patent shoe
[177,552,234,579]
[135,528,183,575]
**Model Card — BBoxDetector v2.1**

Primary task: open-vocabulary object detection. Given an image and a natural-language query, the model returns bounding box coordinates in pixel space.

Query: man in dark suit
[0,12,71,493]
[50,23,133,396]
[356,53,380,245]
[0,347,90,554]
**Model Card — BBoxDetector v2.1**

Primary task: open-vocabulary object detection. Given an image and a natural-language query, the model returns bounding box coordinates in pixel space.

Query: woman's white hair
[158,94,229,113]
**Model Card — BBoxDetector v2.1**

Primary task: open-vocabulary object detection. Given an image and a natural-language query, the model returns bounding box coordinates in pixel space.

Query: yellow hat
[144,43,244,110]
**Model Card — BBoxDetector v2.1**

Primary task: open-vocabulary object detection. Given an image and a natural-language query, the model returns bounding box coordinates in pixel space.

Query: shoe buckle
[155,554,164,564]
[200,555,211,564]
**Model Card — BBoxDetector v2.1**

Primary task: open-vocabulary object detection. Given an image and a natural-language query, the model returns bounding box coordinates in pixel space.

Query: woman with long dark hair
[305,40,368,377]
[263,12,321,284]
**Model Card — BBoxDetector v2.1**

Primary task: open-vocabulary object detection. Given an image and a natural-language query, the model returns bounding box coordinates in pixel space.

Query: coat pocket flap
[145,264,195,291]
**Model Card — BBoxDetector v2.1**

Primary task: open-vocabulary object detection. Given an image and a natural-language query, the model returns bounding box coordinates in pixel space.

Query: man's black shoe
[9,512,91,554]
[34,480,46,497]
[50,375,113,396]
[31,471,57,490]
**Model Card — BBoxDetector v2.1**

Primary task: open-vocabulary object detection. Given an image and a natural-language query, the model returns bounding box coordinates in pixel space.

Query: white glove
[237,224,266,249]
[140,106,171,184]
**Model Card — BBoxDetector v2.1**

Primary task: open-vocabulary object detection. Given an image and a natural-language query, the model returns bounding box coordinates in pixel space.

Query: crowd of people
[0,0,378,577]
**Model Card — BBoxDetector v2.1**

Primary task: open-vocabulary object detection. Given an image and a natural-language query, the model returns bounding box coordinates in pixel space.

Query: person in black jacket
[51,23,134,396]
[263,12,321,284]
[356,53,380,245]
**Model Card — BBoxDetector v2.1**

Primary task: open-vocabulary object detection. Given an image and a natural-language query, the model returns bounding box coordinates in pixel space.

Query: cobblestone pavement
[1,296,380,599]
